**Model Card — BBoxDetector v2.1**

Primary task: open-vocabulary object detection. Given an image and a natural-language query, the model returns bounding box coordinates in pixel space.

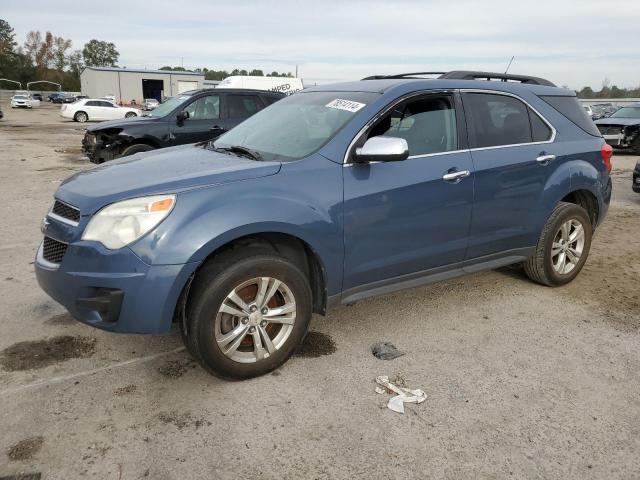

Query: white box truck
[216,76,303,95]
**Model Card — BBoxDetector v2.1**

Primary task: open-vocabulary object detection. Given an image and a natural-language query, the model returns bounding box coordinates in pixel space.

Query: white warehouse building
[80,67,205,104]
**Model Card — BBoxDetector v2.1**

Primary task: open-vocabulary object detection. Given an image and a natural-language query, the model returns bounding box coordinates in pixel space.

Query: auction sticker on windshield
[325,99,366,113]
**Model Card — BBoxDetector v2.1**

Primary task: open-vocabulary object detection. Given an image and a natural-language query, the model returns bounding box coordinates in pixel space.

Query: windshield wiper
[212,144,262,161]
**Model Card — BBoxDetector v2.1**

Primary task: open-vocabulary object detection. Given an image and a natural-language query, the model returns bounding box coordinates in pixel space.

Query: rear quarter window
[540,96,601,137]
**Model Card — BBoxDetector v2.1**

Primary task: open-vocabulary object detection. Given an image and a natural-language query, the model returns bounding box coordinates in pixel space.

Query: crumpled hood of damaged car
[56,144,281,214]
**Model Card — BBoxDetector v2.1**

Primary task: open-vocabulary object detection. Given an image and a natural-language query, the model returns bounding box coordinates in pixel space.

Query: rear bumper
[35,240,200,334]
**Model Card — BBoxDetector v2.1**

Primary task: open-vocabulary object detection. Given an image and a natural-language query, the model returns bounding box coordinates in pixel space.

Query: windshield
[14,95,27,100]
[214,91,378,161]
[610,107,640,119]
[149,95,192,118]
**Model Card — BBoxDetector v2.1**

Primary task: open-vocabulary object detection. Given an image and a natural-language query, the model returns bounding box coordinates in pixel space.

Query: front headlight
[82,195,176,249]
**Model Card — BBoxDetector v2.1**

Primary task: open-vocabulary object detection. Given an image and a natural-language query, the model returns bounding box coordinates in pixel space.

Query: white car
[11,95,40,108]
[142,98,159,110]
[60,99,140,123]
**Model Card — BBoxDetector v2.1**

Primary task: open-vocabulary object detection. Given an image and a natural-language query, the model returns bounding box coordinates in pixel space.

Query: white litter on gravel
[375,375,426,414]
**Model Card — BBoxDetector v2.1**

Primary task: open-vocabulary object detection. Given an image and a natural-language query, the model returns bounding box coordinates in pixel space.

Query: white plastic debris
[375,375,426,414]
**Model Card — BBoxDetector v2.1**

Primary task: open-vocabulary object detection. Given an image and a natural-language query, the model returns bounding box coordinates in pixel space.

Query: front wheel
[125,112,137,118]
[184,249,312,379]
[524,202,593,286]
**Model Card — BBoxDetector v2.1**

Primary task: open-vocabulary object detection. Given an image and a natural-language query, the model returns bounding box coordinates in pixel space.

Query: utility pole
[295,64,298,78]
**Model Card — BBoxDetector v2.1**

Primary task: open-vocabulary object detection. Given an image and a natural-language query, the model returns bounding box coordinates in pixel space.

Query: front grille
[52,200,80,223]
[597,125,622,135]
[42,236,68,264]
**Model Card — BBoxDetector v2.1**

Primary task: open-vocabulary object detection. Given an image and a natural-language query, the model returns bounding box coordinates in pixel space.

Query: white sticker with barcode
[325,99,366,113]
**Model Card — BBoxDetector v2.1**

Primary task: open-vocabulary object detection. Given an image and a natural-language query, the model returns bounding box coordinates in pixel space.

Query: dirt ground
[0,103,639,479]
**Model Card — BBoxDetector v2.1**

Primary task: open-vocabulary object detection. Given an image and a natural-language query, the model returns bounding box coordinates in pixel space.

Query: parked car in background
[142,98,159,110]
[48,92,63,102]
[82,88,285,162]
[583,105,593,118]
[11,95,39,108]
[595,104,640,154]
[75,95,89,101]
[52,93,77,104]
[38,71,612,379]
[31,93,43,101]
[0,107,3,119]
[61,99,141,123]
[217,75,304,95]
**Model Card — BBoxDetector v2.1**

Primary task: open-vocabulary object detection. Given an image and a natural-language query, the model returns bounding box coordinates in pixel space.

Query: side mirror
[177,110,190,124]
[354,136,409,163]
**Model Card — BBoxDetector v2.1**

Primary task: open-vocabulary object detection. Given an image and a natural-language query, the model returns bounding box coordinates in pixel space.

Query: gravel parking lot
[1,103,639,479]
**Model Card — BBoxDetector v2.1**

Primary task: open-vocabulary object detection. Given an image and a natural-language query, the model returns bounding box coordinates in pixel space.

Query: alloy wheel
[214,277,297,363]
[551,219,585,275]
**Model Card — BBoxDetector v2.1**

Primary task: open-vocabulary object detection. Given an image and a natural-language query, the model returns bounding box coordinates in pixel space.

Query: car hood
[594,117,640,127]
[56,144,281,215]
[86,115,160,132]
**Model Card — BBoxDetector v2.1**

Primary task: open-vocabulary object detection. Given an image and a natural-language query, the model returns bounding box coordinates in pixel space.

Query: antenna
[504,56,515,75]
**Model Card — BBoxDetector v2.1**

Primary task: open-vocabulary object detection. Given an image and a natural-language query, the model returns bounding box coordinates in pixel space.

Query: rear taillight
[601,143,613,173]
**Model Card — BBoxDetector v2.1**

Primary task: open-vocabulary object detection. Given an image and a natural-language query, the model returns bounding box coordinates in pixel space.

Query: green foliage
[577,84,640,99]
[82,39,119,67]
[0,18,17,55]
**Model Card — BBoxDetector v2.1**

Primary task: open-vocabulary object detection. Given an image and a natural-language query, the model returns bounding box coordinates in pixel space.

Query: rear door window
[462,93,533,148]
[540,95,601,136]
[227,95,261,118]
[529,108,553,142]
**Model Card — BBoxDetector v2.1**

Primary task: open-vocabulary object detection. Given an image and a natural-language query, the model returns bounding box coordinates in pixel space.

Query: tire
[74,111,88,123]
[524,202,592,286]
[184,248,312,379]
[121,143,153,157]
[125,112,137,118]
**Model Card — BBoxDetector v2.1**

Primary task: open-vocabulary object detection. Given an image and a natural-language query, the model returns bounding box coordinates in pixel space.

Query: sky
[4,0,640,89]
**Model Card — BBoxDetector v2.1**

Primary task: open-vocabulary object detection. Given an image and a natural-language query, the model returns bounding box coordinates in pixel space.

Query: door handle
[536,154,555,165]
[442,170,471,183]
[210,125,224,131]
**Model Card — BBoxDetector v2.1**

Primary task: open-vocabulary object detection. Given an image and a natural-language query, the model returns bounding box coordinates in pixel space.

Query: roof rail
[439,70,556,87]
[361,72,446,80]
[361,70,555,87]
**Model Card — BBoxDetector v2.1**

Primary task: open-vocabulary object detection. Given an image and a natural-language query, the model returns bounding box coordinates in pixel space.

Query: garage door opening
[142,79,164,101]
[177,80,198,93]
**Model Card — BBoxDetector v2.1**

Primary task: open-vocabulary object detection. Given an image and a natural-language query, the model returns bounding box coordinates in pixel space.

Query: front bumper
[35,238,199,334]
[82,133,117,163]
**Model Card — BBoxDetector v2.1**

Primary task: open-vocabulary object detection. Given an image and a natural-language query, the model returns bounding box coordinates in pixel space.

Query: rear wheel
[184,248,312,379]
[74,111,88,123]
[524,202,592,286]
[121,143,153,157]
[125,112,137,118]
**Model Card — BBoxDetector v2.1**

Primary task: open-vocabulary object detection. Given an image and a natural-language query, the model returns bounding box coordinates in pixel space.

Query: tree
[249,69,264,76]
[67,49,83,77]
[53,36,72,71]
[23,30,42,64]
[0,18,17,55]
[82,39,119,67]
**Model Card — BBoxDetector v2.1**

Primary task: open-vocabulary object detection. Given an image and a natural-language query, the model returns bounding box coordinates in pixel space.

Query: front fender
[130,154,344,296]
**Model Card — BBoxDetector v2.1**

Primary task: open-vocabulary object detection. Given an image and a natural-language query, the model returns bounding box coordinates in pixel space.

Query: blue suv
[36,71,613,378]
